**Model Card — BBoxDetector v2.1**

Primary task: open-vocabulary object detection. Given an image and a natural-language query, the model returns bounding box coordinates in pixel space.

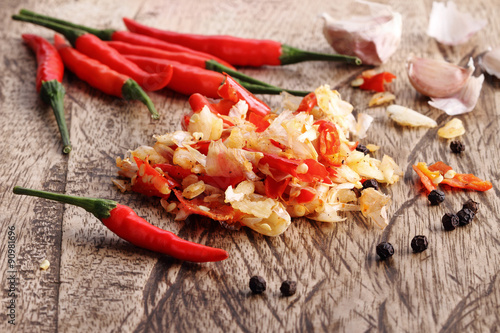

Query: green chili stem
[205,60,274,88]
[13,186,117,219]
[280,44,362,66]
[121,79,159,119]
[18,9,115,41]
[12,14,84,45]
[238,80,309,97]
[40,80,72,154]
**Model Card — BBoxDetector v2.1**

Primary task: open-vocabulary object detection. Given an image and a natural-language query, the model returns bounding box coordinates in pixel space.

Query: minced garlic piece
[369,92,396,107]
[437,118,465,138]
[40,259,50,270]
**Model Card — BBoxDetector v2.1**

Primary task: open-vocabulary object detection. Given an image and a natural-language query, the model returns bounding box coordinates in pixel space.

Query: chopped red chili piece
[359,72,396,92]
[264,177,290,200]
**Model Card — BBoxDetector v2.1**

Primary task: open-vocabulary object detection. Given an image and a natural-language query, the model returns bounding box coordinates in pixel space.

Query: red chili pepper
[53,34,163,119]
[296,92,318,113]
[107,41,214,69]
[12,186,228,262]
[188,93,236,116]
[441,173,493,191]
[122,17,361,67]
[124,55,300,99]
[13,14,172,92]
[172,189,243,223]
[258,152,331,184]
[154,163,245,190]
[264,177,290,199]
[17,9,236,69]
[125,55,227,98]
[412,164,436,192]
[218,74,271,117]
[428,161,492,191]
[359,71,396,92]
[132,157,178,197]
[22,34,72,154]
[291,187,317,204]
[315,120,342,166]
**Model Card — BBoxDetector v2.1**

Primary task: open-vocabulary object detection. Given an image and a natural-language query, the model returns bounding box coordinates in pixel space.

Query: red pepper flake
[357,71,396,93]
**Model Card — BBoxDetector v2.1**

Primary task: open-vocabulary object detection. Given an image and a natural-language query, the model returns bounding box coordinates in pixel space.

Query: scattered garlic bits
[321,0,402,65]
[437,118,465,139]
[115,85,402,236]
[369,92,395,107]
[40,259,50,270]
[387,105,437,128]
[427,1,486,46]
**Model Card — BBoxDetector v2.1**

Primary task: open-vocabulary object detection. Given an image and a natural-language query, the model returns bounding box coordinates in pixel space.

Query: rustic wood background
[1,0,499,332]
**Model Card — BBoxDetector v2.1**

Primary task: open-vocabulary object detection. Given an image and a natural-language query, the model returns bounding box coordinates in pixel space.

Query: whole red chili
[13,186,228,262]
[12,14,172,92]
[53,34,166,119]
[125,55,307,98]
[22,34,72,154]
[18,9,236,69]
[122,17,362,67]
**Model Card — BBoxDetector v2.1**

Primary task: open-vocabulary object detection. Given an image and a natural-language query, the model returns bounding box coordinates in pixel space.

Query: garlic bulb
[321,0,402,66]
[480,47,500,79]
[427,1,487,46]
[407,56,471,98]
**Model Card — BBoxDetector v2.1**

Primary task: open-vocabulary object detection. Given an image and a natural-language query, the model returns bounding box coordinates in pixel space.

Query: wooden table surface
[1,0,499,332]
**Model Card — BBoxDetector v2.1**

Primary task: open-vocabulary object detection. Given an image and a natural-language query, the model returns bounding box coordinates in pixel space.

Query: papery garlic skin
[407,56,471,98]
[321,0,402,66]
[480,47,500,79]
[427,1,487,46]
[429,74,484,115]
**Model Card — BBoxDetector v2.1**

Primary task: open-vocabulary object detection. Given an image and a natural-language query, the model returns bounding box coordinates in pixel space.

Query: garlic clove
[321,0,402,66]
[428,73,484,115]
[387,105,437,128]
[480,47,500,79]
[427,1,487,46]
[407,56,471,98]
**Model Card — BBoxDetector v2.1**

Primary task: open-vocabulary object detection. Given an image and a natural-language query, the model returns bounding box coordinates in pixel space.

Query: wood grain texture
[1,0,499,332]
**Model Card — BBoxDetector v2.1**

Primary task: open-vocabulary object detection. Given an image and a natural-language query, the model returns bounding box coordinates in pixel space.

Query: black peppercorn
[249,276,266,294]
[356,144,370,155]
[376,242,394,260]
[457,208,475,226]
[450,140,465,154]
[363,179,380,191]
[463,199,479,214]
[411,235,428,253]
[280,280,297,297]
[428,189,445,205]
[442,213,459,231]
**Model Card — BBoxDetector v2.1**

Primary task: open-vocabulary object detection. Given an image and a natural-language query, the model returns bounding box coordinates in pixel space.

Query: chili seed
[457,208,475,226]
[463,199,479,214]
[363,179,380,191]
[442,212,459,231]
[428,189,445,205]
[411,235,428,253]
[376,242,394,260]
[280,280,297,297]
[249,276,266,294]
[450,140,465,154]
[356,144,370,155]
